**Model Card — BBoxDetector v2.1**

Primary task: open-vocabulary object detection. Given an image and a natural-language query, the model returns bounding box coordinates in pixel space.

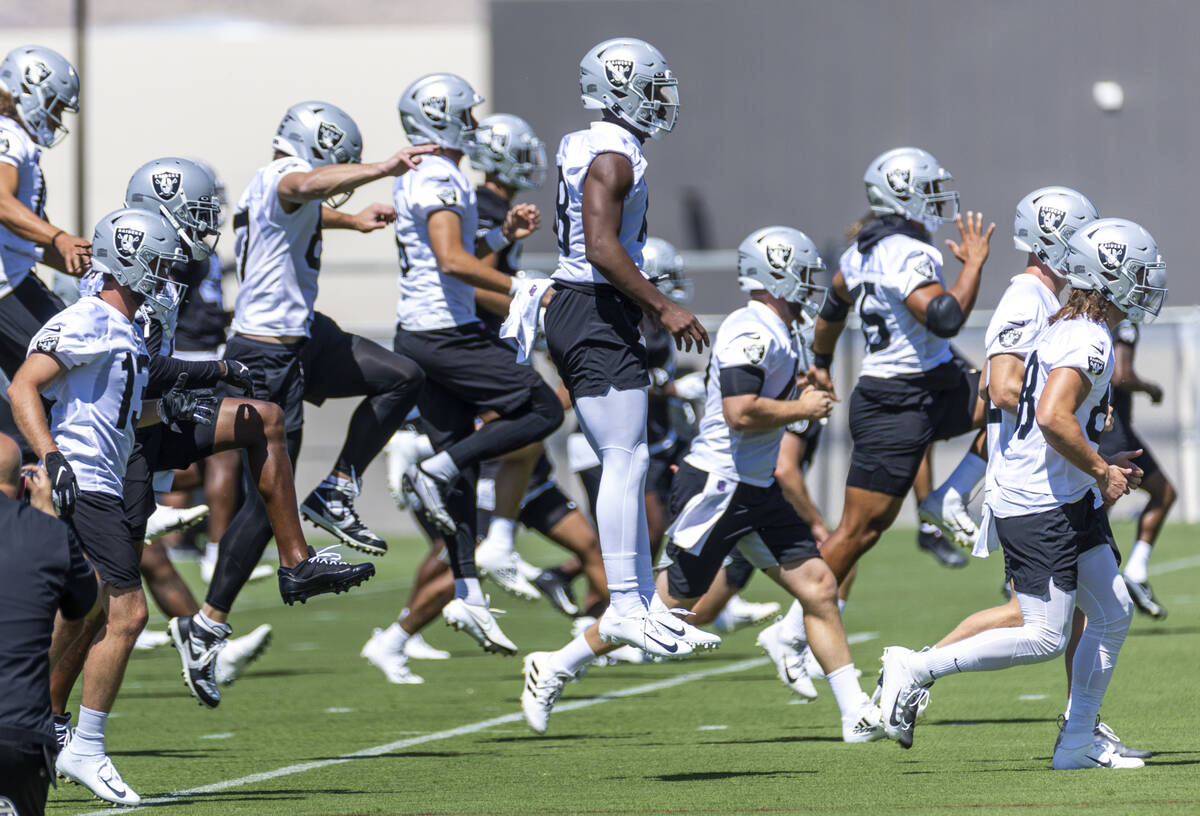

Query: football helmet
[273,101,362,207]
[1063,217,1166,323]
[642,237,691,303]
[125,157,221,261]
[398,73,484,151]
[864,147,959,231]
[470,113,547,190]
[0,45,79,148]
[1013,186,1098,269]
[579,38,678,139]
[188,157,228,228]
[91,208,188,317]
[737,226,827,315]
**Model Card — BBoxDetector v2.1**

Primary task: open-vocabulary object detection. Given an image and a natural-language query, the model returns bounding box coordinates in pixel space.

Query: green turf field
[47,522,1200,816]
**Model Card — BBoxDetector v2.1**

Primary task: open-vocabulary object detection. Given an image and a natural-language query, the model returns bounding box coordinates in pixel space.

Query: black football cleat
[278,545,375,605]
[301,480,387,556]
[917,527,967,568]
[1122,575,1167,620]
[533,568,580,617]
[169,614,226,708]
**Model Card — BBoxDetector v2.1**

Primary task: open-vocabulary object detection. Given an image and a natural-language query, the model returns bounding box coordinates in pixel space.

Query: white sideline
[72,655,773,815]
[1147,553,1200,576]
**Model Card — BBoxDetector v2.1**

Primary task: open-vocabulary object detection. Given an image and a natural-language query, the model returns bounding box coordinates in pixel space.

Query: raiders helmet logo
[24,61,50,86]
[115,227,144,259]
[151,171,181,200]
[420,96,448,123]
[436,187,459,207]
[35,333,59,353]
[765,243,793,270]
[1088,355,1105,375]
[1097,241,1126,271]
[605,59,634,88]
[998,326,1023,348]
[1037,206,1066,234]
[886,167,911,196]
[316,122,345,150]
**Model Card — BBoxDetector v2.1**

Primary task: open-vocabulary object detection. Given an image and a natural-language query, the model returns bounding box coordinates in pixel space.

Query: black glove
[158,373,219,429]
[222,359,257,397]
[43,451,78,518]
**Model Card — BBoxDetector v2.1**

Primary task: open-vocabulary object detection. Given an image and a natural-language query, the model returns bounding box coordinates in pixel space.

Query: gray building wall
[492,0,1196,311]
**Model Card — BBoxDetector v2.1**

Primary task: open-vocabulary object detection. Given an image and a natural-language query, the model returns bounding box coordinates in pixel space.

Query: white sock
[1061,693,1072,723]
[422,451,459,484]
[837,599,846,614]
[918,521,939,535]
[552,633,598,674]
[204,540,219,564]
[483,517,517,555]
[415,435,435,460]
[73,705,108,756]
[454,577,486,606]
[196,610,232,639]
[944,452,987,498]
[380,622,411,652]
[778,600,807,645]
[1123,540,1152,584]
[826,664,866,720]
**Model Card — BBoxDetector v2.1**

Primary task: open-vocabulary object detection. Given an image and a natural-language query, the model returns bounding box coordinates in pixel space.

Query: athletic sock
[552,633,599,675]
[944,452,987,498]
[421,451,460,484]
[1124,540,1152,584]
[608,587,644,617]
[196,610,232,640]
[826,664,867,720]
[380,621,411,653]
[1061,693,1072,723]
[204,540,219,564]
[454,577,487,606]
[72,706,108,756]
[482,517,517,555]
[778,600,807,645]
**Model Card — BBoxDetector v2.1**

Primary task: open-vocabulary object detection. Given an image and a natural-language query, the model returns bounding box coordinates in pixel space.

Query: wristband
[50,230,65,247]
[811,352,833,370]
[484,226,511,253]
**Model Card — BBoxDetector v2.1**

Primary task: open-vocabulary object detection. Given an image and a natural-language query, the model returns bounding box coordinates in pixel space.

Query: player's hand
[159,373,219,430]
[1145,381,1164,404]
[1098,449,1143,504]
[945,211,996,268]
[658,301,709,352]
[221,359,257,397]
[352,202,397,233]
[795,385,834,421]
[804,365,838,402]
[379,145,439,176]
[43,451,78,518]
[51,232,92,276]
[22,464,56,517]
[502,203,541,242]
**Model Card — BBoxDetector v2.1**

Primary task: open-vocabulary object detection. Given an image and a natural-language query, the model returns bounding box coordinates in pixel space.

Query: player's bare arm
[775,433,830,540]
[427,209,518,294]
[322,202,396,233]
[722,386,834,432]
[986,352,1025,413]
[7,350,65,459]
[473,202,540,258]
[582,152,707,351]
[0,161,90,275]
[1111,341,1163,403]
[908,211,995,324]
[277,144,436,206]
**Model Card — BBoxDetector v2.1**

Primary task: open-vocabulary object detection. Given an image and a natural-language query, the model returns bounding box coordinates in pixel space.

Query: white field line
[1147,553,1200,576]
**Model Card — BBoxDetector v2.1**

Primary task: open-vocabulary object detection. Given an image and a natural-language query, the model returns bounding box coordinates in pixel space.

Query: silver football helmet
[1013,186,1098,269]
[579,38,679,140]
[91,208,189,317]
[398,73,484,151]
[864,147,959,231]
[125,157,222,261]
[272,101,362,208]
[0,45,79,148]
[470,113,547,190]
[1063,218,1166,324]
[737,226,827,315]
[188,157,227,228]
[642,237,691,303]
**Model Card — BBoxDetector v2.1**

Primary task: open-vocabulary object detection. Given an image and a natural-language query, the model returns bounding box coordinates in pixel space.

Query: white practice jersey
[552,121,648,285]
[29,297,149,497]
[231,157,322,338]
[991,316,1113,517]
[686,300,800,487]
[0,116,46,297]
[392,154,478,331]
[982,274,1062,508]
[839,234,952,378]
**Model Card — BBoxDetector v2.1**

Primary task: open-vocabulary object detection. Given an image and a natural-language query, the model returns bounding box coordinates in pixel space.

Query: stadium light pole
[73,0,87,236]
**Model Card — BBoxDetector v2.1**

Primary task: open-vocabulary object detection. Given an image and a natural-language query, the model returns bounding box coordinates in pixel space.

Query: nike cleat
[756,620,817,700]
[278,545,375,605]
[301,477,387,556]
[878,646,931,747]
[713,595,781,633]
[169,614,228,708]
[520,651,573,734]
[144,502,209,543]
[1056,715,1153,760]
[56,746,141,806]
[402,465,455,534]
[215,623,273,686]
[385,429,429,510]
[649,595,722,651]
[918,484,978,550]
[443,597,518,655]
[916,525,968,568]
[1122,575,1167,620]
[134,628,171,650]
[533,568,580,617]
[475,538,540,601]
[403,631,451,660]
[1052,736,1145,769]
[361,628,424,684]
[597,606,694,659]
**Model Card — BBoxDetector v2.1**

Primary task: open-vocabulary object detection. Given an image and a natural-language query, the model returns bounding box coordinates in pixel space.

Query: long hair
[844,211,877,242]
[1048,287,1110,326]
[0,90,18,121]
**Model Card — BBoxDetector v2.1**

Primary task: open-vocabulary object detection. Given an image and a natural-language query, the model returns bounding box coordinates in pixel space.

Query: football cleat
[214,623,273,686]
[133,628,171,650]
[1122,575,1167,620]
[361,628,425,684]
[916,524,968,568]
[843,698,886,742]
[1095,720,1153,760]
[533,568,580,617]
[278,545,375,605]
[878,646,931,747]
[301,477,387,556]
[597,605,694,659]
[520,651,573,734]
[385,429,427,510]
[1052,737,1145,770]
[756,620,817,700]
[475,537,540,601]
[144,502,209,542]
[443,597,518,655]
[918,483,978,551]
[649,596,721,651]
[402,465,455,533]
[714,595,781,632]
[56,746,141,806]
[53,712,72,755]
[404,631,451,660]
[169,614,227,708]
[603,645,652,665]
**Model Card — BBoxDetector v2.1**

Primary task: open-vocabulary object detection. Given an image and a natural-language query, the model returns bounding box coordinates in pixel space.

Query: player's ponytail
[1048,288,1109,326]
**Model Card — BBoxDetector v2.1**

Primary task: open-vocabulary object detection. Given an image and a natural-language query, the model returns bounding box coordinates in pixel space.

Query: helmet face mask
[470,114,547,190]
[864,147,959,230]
[580,38,680,140]
[0,46,80,148]
[641,237,691,303]
[1063,217,1167,324]
[92,208,189,318]
[125,158,223,261]
[1013,186,1099,269]
[737,227,827,319]
[398,73,485,153]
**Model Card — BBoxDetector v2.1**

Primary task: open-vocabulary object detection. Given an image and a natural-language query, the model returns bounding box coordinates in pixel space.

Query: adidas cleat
[301,478,387,556]
[278,545,375,605]
[520,651,573,734]
[843,697,886,743]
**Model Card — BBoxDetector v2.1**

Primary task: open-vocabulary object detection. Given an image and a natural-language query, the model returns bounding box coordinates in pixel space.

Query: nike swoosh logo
[656,619,686,637]
[783,662,800,684]
[1085,753,1114,768]
[645,634,679,654]
[99,773,128,797]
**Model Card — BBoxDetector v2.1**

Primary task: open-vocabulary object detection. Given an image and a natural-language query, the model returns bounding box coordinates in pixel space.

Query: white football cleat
[597,606,694,659]
[713,595,781,633]
[843,697,886,742]
[133,628,171,650]
[361,628,424,684]
[520,651,573,734]
[403,465,455,533]
[215,624,273,686]
[918,483,978,549]
[443,598,517,655]
[649,597,722,651]
[1053,737,1145,769]
[603,645,652,665]
[475,538,540,601]
[56,746,141,806]
[144,503,209,543]
[385,429,427,510]
[756,621,817,700]
[570,615,597,639]
[403,631,450,660]
[878,646,929,748]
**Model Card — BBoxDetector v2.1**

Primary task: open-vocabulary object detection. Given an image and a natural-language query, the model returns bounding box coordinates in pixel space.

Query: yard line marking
[1018,694,1048,701]
[74,655,773,816]
[1148,554,1200,576]
[698,725,728,730]
[198,733,234,740]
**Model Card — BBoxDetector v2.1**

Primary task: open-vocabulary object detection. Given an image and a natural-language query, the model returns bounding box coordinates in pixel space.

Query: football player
[877,218,1164,770]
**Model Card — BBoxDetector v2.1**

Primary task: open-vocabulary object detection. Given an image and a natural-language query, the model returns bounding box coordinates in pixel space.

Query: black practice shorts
[222,334,305,435]
[0,275,65,378]
[662,462,819,599]
[1098,407,1160,479]
[72,490,143,589]
[847,358,979,496]
[0,742,51,816]
[722,549,755,591]
[646,450,676,504]
[543,282,649,400]
[520,482,576,536]
[995,495,1119,596]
